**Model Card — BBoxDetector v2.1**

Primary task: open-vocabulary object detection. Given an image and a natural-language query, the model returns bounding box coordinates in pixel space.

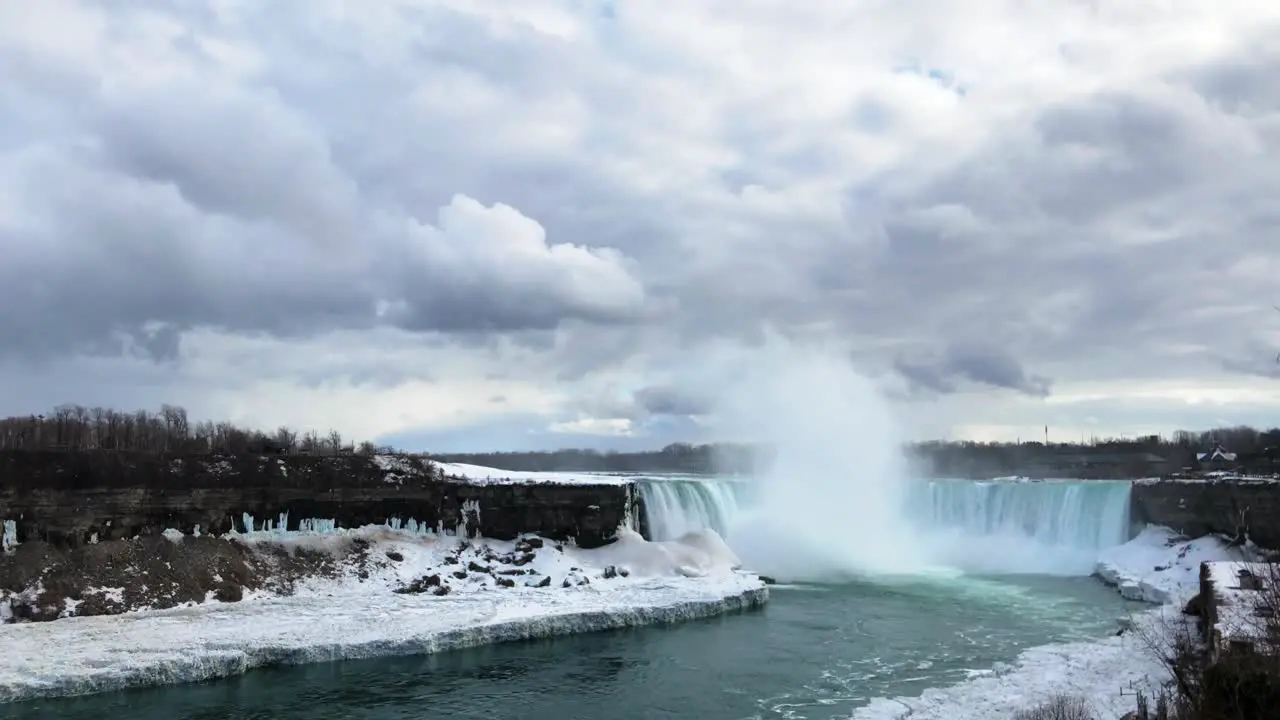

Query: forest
[0,404,388,456]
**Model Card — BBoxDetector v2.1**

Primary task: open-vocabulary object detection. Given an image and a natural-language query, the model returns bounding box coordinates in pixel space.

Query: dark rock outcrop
[0,450,639,550]
[0,534,354,621]
[1131,478,1280,549]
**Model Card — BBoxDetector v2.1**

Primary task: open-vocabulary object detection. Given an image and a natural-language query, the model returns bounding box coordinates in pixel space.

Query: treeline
[433,443,763,475]
[0,404,398,456]
[436,426,1280,477]
[912,426,1280,478]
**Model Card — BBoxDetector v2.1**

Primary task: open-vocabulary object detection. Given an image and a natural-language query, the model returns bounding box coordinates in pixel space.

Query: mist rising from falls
[642,336,1137,581]
[638,476,1136,579]
[697,337,931,580]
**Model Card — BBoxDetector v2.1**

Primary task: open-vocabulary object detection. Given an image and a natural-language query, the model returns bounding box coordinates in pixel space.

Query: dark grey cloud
[895,346,1051,398]
[632,385,714,416]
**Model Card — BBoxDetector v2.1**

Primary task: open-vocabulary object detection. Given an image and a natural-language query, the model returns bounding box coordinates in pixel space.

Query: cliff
[1131,478,1280,549]
[0,450,639,550]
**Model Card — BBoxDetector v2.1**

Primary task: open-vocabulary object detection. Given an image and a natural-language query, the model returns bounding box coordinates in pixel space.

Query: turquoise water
[2,575,1140,720]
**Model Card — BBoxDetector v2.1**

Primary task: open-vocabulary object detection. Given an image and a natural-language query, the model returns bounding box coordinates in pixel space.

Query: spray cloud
[698,334,932,581]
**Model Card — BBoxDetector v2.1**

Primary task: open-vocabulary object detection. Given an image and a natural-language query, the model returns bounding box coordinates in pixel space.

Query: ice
[0,525,765,702]
[852,525,1254,719]
[1094,525,1250,604]
[853,612,1173,720]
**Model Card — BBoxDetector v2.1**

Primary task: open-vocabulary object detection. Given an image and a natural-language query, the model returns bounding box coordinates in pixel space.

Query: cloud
[896,346,1051,397]
[3,0,1280,448]
[632,385,714,417]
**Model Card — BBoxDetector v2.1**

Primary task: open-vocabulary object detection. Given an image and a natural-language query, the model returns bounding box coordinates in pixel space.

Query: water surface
[3,574,1140,720]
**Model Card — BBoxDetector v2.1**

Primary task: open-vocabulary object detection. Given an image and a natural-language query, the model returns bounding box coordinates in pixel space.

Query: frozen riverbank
[853,525,1250,719]
[0,526,766,703]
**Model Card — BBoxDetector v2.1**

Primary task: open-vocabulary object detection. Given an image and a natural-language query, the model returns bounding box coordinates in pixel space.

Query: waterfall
[908,479,1134,574]
[637,478,751,541]
[636,475,1135,577]
[909,479,1132,551]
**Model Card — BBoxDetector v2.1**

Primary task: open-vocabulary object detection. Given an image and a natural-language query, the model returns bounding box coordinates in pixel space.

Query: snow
[432,462,631,486]
[1094,525,1250,604]
[1135,474,1280,485]
[0,526,765,702]
[1205,561,1275,647]
[853,618,1170,720]
[852,525,1253,719]
[2,520,16,552]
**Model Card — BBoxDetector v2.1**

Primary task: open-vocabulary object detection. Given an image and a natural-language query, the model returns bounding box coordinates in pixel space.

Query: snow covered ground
[1205,561,1275,648]
[1094,525,1251,604]
[853,525,1250,720]
[0,526,765,703]
[432,461,632,485]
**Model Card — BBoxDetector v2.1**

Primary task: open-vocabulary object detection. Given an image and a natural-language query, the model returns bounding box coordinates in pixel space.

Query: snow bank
[433,462,630,486]
[1095,525,1251,604]
[0,526,765,702]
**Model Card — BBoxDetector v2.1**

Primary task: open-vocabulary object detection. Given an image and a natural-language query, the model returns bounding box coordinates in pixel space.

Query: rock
[431,584,451,596]
[512,552,535,567]
[395,574,443,594]
[602,565,618,580]
[213,582,243,603]
[562,578,572,588]
[498,568,528,575]
[467,561,490,574]
[1183,593,1204,617]
[759,575,777,585]
[534,575,551,588]
[495,576,515,588]
[385,550,404,562]
[451,569,467,580]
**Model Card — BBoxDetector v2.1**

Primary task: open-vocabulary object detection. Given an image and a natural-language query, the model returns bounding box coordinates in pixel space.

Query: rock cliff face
[0,450,639,549]
[1131,478,1280,549]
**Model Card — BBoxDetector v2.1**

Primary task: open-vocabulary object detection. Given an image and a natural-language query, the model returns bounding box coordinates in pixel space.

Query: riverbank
[0,525,766,703]
[853,525,1253,719]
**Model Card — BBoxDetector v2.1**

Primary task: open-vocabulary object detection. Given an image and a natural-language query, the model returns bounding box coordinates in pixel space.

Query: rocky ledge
[0,450,640,550]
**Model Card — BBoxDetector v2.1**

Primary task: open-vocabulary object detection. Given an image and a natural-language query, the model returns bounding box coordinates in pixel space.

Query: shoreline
[0,526,767,703]
[852,525,1247,719]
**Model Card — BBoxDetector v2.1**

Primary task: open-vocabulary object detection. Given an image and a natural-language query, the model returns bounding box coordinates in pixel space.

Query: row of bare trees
[0,404,396,456]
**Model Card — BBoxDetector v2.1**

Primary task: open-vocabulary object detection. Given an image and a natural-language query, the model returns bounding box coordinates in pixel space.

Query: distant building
[1197,444,1238,471]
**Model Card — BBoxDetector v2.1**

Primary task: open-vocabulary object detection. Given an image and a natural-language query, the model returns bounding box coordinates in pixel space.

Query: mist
[701,335,934,581]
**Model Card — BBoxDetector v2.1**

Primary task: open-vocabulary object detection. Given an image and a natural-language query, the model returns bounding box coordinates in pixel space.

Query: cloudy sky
[3,0,1280,452]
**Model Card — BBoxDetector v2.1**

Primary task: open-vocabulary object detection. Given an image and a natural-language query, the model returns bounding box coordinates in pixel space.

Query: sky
[2,0,1280,452]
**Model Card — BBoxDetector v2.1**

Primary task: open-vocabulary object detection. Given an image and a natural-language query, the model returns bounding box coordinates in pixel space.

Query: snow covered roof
[1197,445,1238,462]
